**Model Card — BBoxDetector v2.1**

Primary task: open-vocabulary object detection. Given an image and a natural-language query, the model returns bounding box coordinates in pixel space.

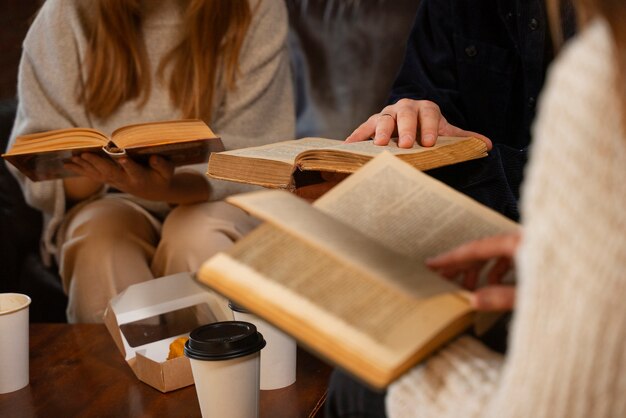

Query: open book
[3,119,224,181]
[197,152,518,389]
[207,136,487,189]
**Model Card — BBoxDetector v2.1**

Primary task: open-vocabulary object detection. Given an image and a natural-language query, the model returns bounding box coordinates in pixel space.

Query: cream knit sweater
[387,19,626,418]
[7,0,294,255]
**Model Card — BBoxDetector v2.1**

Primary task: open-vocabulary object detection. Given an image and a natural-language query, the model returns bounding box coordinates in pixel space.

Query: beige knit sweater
[387,19,626,418]
[7,0,294,255]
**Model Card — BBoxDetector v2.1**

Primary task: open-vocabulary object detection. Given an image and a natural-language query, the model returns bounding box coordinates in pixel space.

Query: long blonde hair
[81,0,252,121]
[548,0,626,125]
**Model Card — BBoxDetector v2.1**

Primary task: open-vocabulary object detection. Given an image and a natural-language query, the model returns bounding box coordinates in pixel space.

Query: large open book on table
[197,152,518,389]
[2,119,223,181]
[207,136,487,190]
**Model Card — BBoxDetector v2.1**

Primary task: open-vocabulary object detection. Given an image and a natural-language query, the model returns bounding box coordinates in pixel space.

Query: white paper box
[104,272,231,392]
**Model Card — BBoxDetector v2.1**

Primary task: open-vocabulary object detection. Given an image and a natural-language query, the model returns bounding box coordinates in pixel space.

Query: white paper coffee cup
[0,293,31,394]
[185,321,265,418]
[230,301,297,390]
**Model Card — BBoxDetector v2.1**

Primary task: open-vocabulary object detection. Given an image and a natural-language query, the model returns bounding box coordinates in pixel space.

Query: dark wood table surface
[0,323,332,418]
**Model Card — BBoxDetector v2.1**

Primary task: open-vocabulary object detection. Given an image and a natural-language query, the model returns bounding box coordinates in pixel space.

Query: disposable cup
[185,321,265,418]
[230,301,297,390]
[0,293,31,394]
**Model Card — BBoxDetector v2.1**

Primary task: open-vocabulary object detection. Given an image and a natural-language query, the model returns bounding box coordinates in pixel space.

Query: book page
[314,152,519,260]
[314,136,473,157]
[216,137,341,163]
[111,119,218,148]
[229,224,433,343]
[200,231,472,386]
[227,190,459,301]
[6,128,107,154]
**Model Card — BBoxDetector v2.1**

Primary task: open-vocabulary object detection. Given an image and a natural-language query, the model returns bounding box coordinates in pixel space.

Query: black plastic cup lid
[228,300,251,314]
[184,321,265,361]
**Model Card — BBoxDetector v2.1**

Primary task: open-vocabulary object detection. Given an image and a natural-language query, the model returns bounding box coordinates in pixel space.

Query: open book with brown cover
[3,119,224,182]
[197,152,518,390]
[207,136,488,190]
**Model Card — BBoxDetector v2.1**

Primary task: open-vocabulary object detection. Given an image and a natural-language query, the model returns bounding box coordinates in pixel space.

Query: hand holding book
[3,119,223,182]
[427,233,520,312]
[65,153,176,201]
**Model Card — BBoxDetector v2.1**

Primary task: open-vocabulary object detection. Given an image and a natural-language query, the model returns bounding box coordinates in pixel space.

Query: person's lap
[325,368,387,418]
[57,196,259,322]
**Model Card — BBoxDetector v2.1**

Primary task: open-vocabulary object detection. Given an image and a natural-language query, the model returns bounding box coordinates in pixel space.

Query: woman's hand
[426,232,521,311]
[345,98,492,150]
[64,153,209,204]
[65,153,174,200]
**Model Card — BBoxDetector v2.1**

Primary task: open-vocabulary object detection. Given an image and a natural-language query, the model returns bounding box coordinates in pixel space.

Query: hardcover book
[207,136,488,189]
[3,119,223,181]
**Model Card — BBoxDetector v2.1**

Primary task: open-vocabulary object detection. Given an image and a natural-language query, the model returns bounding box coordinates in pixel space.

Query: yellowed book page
[7,128,107,154]
[314,152,519,260]
[216,137,341,164]
[299,136,473,158]
[199,226,472,388]
[227,190,459,301]
[111,119,217,148]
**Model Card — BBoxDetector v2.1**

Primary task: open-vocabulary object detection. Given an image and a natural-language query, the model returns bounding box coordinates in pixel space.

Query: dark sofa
[0,0,420,322]
[0,99,67,322]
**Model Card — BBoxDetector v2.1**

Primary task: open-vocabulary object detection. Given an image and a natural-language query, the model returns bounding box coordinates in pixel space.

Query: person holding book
[5,0,294,323]
[345,0,575,221]
[328,0,626,416]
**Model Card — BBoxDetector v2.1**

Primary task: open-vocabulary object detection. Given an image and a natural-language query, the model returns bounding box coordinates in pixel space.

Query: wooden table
[0,324,332,417]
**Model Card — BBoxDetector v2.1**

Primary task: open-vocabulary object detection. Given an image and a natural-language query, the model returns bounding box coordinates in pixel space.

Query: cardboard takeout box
[104,272,231,392]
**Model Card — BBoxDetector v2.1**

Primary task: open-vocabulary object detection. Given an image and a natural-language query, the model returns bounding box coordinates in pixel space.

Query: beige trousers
[57,197,259,323]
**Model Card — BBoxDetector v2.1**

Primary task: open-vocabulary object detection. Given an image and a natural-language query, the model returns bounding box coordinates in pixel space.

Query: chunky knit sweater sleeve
[386,19,626,418]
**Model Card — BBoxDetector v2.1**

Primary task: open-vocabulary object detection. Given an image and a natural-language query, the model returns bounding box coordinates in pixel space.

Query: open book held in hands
[207,136,488,190]
[197,152,518,390]
[2,119,224,181]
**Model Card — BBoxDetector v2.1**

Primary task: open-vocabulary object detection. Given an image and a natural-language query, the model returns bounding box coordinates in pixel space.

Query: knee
[63,198,155,243]
[153,202,257,274]
[58,199,157,276]
[160,202,257,256]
